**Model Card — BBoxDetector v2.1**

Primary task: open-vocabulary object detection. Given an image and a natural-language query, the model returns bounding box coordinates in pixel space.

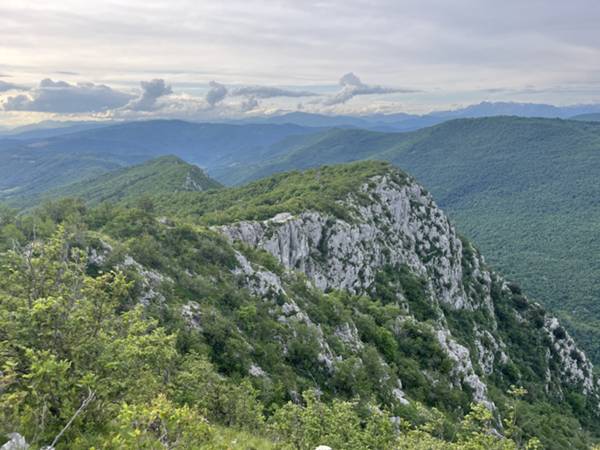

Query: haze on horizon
[1,0,600,126]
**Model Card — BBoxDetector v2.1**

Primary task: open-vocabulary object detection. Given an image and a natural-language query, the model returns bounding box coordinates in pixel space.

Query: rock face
[1,434,28,450]
[221,177,467,309]
[220,172,600,411]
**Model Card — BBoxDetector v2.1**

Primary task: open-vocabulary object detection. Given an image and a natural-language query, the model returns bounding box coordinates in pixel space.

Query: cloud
[1,78,132,112]
[40,79,71,88]
[204,82,317,108]
[240,96,259,112]
[229,85,318,98]
[2,0,600,110]
[124,79,173,111]
[205,81,228,107]
[323,72,418,105]
[0,80,24,92]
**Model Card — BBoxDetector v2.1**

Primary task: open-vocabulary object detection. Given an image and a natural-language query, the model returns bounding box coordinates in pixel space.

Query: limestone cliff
[219,170,599,412]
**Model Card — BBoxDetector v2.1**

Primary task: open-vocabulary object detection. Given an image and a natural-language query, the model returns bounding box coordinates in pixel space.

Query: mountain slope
[572,113,600,122]
[0,145,138,204]
[30,155,221,207]
[1,162,598,448]
[0,120,113,140]
[217,117,600,363]
[0,120,319,205]
[44,119,318,166]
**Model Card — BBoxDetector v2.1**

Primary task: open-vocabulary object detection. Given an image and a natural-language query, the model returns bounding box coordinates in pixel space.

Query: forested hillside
[0,120,317,205]
[18,155,221,209]
[1,161,598,449]
[2,116,599,365]
[216,117,600,363]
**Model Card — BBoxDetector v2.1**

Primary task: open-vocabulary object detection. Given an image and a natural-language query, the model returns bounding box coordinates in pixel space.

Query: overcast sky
[1,0,600,126]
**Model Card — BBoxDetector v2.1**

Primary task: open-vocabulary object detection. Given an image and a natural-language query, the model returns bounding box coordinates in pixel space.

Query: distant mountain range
[0,120,317,203]
[235,102,600,131]
[3,101,600,138]
[0,120,112,140]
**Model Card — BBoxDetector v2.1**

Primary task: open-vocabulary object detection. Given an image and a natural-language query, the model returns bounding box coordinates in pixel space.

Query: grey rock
[1,434,28,450]
[218,172,600,411]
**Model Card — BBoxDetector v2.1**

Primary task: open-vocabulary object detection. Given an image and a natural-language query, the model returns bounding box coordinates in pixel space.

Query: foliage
[151,160,407,224]
[36,155,221,207]
[218,116,600,364]
[0,161,598,448]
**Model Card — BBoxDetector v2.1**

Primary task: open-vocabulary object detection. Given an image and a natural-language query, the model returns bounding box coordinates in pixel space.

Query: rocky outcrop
[232,251,286,299]
[121,255,172,306]
[1,434,28,450]
[436,329,492,410]
[220,177,469,310]
[219,171,599,411]
[543,317,597,395]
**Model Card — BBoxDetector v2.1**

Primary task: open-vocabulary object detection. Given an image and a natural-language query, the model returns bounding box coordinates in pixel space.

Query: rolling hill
[0,120,318,205]
[25,155,221,208]
[217,117,600,363]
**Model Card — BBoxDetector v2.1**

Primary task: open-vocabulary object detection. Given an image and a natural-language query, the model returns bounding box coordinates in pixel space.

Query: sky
[1,0,600,127]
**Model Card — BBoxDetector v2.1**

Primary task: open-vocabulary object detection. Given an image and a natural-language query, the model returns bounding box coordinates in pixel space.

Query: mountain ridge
[0,120,319,205]
[212,117,600,364]
[23,155,222,208]
[1,161,598,448]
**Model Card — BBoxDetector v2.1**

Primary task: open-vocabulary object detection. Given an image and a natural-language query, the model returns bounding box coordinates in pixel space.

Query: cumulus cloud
[229,85,318,99]
[0,80,25,92]
[240,96,259,112]
[323,72,418,105]
[124,79,173,111]
[204,82,317,108]
[1,78,132,113]
[205,81,228,107]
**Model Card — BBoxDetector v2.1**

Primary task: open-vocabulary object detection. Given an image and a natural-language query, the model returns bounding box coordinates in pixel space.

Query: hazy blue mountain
[35,119,318,165]
[0,120,115,139]
[226,101,600,132]
[429,101,586,119]
[229,111,374,128]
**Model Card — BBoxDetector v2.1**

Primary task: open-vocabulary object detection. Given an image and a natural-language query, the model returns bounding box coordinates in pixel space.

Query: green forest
[1,161,599,448]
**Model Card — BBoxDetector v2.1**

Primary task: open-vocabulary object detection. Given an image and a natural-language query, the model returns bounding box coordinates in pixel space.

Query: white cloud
[205,81,228,107]
[323,73,418,106]
[1,78,132,113]
[240,96,259,112]
[124,79,173,111]
[229,85,318,99]
[0,80,25,92]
